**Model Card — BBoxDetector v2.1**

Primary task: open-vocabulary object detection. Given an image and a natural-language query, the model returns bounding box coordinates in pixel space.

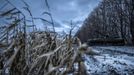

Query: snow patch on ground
[83,46,134,75]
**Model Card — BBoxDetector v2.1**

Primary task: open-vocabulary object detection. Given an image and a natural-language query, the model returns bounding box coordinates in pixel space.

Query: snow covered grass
[82,46,134,75]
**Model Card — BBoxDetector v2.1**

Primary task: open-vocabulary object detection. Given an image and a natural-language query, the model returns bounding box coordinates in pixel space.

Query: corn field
[0,0,97,75]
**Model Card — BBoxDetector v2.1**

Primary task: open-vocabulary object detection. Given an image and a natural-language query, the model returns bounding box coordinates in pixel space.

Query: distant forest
[75,0,134,45]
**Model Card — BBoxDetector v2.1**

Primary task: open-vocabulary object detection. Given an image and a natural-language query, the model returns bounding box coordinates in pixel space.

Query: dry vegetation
[0,29,91,75]
[0,0,98,75]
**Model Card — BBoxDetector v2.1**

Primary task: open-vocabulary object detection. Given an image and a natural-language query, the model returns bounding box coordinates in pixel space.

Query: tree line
[75,0,134,45]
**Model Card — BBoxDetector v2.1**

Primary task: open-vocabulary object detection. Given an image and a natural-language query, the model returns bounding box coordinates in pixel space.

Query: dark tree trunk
[130,0,134,45]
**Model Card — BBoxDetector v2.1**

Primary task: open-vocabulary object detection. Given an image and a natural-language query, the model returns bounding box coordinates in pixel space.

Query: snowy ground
[83,46,134,75]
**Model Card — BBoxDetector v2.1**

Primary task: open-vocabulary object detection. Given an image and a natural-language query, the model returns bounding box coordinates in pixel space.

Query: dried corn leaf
[0,8,16,16]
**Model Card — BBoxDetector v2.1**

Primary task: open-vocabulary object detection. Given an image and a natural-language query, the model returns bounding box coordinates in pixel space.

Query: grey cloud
[53,21,62,27]
[62,20,83,25]
[41,19,61,28]
[0,0,100,33]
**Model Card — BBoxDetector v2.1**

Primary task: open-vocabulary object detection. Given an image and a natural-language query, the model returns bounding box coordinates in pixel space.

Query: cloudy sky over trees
[0,0,100,33]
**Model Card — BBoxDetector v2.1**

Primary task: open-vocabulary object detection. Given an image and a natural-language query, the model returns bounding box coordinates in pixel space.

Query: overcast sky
[0,0,101,34]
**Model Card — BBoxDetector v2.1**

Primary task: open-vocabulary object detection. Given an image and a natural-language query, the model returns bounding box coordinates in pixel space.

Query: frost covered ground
[83,46,134,75]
